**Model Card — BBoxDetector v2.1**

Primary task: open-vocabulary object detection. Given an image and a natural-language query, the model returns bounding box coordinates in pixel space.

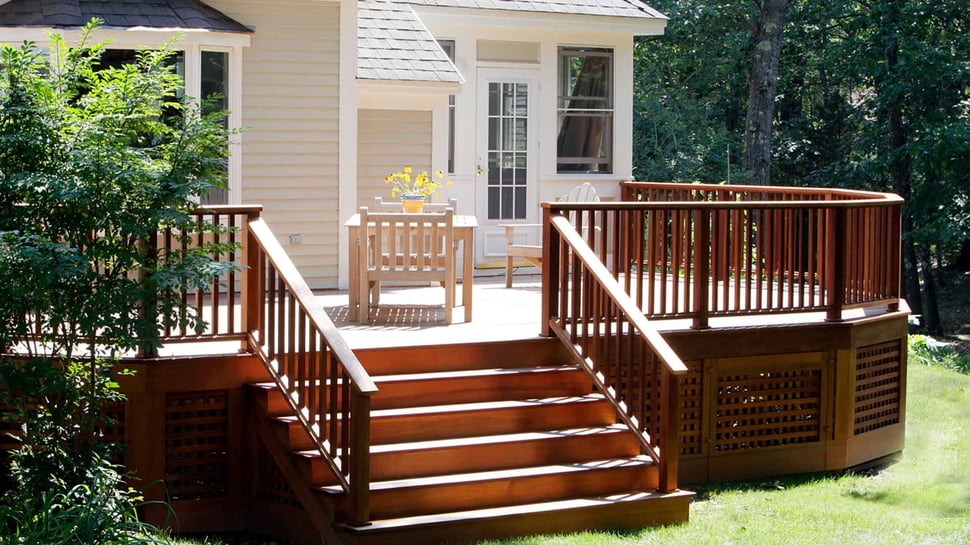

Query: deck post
[348,390,372,526]
[692,208,710,330]
[658,369,681,492]
[541,205,559,337]
[242,211,263,343]
[826,207,846,322]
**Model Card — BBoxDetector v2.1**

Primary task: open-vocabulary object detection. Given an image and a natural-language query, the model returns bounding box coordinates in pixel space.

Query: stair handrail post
[348,389,373,526]
[541,204,560,337]
[826,206,846,322]
[242,209,264,343]
[692,207,711,330]
[658,367,681,492]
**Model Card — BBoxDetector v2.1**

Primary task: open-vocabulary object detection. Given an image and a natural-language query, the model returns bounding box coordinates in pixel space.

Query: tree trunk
[741,0,789,186]
[883,10,923,318]
[919,243,942,334]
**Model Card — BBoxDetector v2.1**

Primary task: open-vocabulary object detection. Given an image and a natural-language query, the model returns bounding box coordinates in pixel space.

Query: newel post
[349,390,372,526]
[658,369,681,492]
[826,207,846,322]
[541,205,560,337]
[242,211,263,343]
[692,208,711,330]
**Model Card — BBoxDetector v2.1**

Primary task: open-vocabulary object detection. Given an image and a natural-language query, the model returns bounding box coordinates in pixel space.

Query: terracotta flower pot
[401,195,425,213]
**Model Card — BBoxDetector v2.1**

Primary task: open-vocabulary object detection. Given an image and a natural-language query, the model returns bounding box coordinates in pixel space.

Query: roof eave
[408,6,667,36]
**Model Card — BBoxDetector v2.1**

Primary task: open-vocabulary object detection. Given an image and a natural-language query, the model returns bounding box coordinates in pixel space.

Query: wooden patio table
[345,212,477,323]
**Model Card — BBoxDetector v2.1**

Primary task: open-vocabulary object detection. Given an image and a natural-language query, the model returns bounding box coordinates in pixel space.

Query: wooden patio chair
[503,182,600,288]
[358,206,457,324]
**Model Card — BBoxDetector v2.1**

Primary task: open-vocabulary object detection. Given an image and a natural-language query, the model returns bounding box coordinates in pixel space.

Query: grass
[173,355,970,545]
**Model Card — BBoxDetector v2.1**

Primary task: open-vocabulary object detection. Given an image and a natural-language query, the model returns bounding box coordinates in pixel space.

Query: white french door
[475,68,539,264]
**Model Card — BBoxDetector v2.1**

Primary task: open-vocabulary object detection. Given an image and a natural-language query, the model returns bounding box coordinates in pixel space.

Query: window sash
[557,47,613,174]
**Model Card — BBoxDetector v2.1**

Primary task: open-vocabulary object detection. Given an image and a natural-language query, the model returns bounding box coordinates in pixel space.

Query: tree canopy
[634,0,970,333]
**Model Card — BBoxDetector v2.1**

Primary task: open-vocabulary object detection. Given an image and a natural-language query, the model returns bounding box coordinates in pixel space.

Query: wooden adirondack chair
[503,182,600,288]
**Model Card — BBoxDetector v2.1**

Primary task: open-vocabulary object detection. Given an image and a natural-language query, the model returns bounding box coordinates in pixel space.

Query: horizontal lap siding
[357,109,433,208]
[211,0,342,288]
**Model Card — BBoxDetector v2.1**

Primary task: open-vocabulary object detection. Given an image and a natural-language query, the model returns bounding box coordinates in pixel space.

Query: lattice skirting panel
[679,361,704,455]
[165,390,229,501]
[714,366,822,452]
[256,439,301,509]
[854,341,903,435]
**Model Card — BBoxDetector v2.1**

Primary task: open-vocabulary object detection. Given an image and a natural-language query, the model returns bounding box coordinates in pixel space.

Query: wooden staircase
[249,338,692,545]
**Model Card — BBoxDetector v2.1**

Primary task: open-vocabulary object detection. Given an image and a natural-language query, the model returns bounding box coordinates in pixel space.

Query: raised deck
[3,182,909,545]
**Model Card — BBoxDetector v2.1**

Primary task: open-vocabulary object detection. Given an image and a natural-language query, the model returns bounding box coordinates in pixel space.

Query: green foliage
[0,21,237,358]
[908,334,970,374]
[0,456,167,545]
[0,20,236,544]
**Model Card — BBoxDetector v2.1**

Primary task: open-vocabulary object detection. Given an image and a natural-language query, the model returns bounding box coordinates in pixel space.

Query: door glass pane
[201,51,229,205]
[486,81,528,220]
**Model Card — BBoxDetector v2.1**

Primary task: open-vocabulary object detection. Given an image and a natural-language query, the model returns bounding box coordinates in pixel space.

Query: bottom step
[339,490,694,545]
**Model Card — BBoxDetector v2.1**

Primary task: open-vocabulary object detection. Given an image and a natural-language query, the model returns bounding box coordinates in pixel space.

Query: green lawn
[177,361,970,545]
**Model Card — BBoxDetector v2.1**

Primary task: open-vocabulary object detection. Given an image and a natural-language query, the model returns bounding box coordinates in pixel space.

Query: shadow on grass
[683,454,900,503]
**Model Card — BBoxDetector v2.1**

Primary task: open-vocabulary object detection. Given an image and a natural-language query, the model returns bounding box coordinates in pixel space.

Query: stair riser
[355,339,570,375]
[371,400,615,444]
[372,369,593,410]
[368,431,641,481]
[356,465,660,520]
[273,398,616,450]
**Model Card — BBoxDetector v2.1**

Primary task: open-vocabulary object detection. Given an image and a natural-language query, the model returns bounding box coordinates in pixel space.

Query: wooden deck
[4,182,911,545]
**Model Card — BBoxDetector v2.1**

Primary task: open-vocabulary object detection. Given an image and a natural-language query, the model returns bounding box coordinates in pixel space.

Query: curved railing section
[245,216,377,525]
[543,213,688,492]
[546,182,902,329]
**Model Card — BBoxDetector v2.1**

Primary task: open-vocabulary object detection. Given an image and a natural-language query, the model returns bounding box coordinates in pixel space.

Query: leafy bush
[908,334,970,374]
[0,20,235,544]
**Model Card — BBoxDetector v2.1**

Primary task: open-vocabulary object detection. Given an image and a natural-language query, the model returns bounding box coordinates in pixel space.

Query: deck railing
[153,206,259,343]
[161,207,377,525]
[544,181,902,329]
[244,216,377,525]
[542,213,688,492]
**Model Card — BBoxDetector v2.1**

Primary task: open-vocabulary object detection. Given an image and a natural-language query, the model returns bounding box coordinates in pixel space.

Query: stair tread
[271,394,606,424]
[319,455,655,494]
[345,490,695,532]
[373,365,582,382]
[252,365,583,390]
[293,424,631,458]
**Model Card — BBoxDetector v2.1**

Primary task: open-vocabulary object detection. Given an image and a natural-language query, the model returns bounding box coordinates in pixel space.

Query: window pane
[557,47,613,174]
[201,51,229,205]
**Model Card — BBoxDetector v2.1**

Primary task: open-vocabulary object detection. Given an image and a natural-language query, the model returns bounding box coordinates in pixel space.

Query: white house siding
[208,0,343,288]
[357,109,433,208]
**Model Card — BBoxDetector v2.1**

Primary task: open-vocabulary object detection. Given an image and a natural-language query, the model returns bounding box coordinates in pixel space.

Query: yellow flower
[404,166,412,174]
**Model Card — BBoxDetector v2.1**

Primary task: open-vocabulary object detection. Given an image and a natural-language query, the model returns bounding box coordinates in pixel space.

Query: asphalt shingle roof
[0,0,251,33]
[358,1,462,84]
[401,0,666,20]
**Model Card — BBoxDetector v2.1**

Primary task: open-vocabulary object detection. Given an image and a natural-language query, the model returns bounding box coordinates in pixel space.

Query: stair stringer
[248,387,347,545]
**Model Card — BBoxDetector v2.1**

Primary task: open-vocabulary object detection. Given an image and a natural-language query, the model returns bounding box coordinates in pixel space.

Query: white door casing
[475,68,540,265]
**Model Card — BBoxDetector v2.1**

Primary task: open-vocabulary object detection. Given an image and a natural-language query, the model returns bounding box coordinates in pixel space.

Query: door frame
[475,67,540,265]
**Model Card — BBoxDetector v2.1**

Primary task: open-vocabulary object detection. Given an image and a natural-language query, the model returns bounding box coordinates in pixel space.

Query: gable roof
[0,0,251,33]
[358,1,462,84]
[400,0,665,20]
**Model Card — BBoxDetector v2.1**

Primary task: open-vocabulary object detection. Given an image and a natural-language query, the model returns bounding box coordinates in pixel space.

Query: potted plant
[384,166,452,212]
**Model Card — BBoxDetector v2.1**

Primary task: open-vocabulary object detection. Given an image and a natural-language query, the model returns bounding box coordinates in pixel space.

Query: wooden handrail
[246,217,376,525]
[544,212,687,492]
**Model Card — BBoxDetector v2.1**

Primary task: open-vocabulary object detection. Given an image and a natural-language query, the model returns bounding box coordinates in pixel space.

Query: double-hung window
[557,47,613,174]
